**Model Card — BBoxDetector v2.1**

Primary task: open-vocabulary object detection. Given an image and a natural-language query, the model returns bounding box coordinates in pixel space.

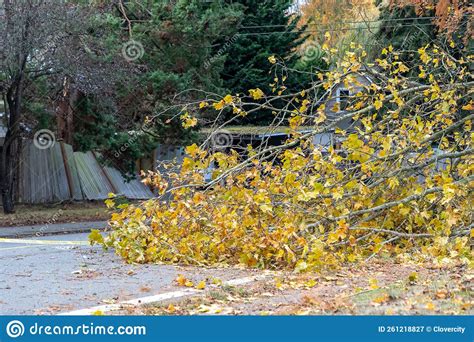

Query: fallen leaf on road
[426,302,436,311]
[166,304,176,313]
[369,278,379,290]
[196,281,206,290]
[140,286,152,293]
[435,289,448,299]
[211,277,222,286]
[175,274,187,286]
[408,272,418,283]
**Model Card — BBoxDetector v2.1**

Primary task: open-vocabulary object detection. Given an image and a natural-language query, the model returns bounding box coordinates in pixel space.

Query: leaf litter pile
[116,260,472,315]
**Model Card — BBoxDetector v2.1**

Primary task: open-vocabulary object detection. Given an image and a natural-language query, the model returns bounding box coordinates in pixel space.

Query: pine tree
[374,4,436,67]
[72,0,243,174]
[218,0,307,124]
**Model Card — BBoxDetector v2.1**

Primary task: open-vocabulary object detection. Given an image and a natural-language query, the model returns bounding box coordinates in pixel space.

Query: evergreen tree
[373,1,471,74]
[218,0,307,124]
[72,0,243,174]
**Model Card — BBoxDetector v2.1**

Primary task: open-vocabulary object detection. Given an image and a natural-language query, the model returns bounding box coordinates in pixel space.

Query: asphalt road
[0,232,253,315]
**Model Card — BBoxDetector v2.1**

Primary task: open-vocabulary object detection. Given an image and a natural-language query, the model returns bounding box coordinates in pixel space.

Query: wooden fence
[18,140,153,204]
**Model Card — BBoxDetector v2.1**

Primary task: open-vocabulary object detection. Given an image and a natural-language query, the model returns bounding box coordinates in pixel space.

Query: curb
[0,221,108,238]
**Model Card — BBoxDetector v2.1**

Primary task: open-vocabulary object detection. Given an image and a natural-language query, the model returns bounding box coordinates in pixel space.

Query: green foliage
[76,0,242,171]
[74,97,117,152]
[127,0,242,99]
[73,96,156,177]
[373,3,470,74]
[218,0,308,124]
[73,0,243,175]
[24,102,54,130]
[374,5,435,65]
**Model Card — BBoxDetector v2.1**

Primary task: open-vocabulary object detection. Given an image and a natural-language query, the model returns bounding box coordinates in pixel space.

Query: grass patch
[0,202,110,227]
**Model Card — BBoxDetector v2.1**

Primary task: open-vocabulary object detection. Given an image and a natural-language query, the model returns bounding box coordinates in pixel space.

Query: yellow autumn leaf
[223,94,233,104]
[185,144,201,158]
[332,187,344,200]
[104,198,115,209]
[175,274,187,287]
[268,55,276,64]
[213,100,225,110]
[196,281,206,290]
[461,103,473,110]
[373,294,389,304]
[249,88,265,100]
[181,113,198,128]
[88,229,104,246]
[408,272,418,283]
[398,63,409,73]
[369,278,379,290]
[347,254,356,262]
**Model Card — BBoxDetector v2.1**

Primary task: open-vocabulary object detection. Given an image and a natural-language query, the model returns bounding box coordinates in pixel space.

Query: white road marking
[59,274,268,316]
[0,238,89,246]
[0,245,41,251]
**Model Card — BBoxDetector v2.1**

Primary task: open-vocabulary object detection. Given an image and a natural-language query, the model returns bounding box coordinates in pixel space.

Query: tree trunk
[0,125,18,214]
[56,77,77,145]
[1,0,26,214]
[1,86,22,214]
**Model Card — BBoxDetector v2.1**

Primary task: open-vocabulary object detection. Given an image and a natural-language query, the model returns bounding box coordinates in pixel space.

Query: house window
[337,88,350,111]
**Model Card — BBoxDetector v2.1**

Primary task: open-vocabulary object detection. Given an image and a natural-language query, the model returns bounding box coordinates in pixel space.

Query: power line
[146,22,438,49]
[240,16,439,29]
[229,22,436,37]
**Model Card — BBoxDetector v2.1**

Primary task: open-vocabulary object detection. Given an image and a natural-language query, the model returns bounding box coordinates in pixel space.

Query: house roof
[311,67,391,113]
